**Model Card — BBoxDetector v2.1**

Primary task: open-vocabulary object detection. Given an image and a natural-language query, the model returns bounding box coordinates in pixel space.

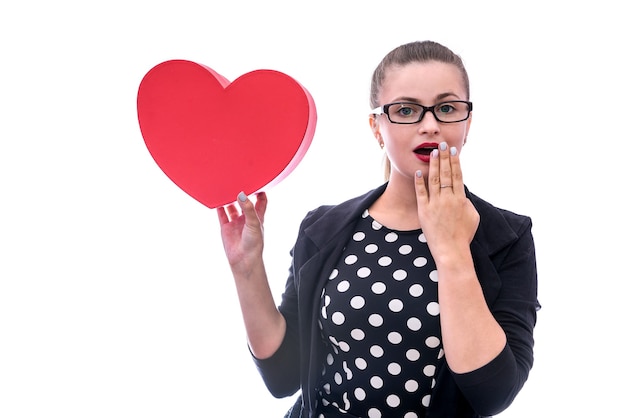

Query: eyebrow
[392,92,462,103]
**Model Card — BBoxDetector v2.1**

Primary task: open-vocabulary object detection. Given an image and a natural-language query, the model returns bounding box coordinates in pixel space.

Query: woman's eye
[398,107,415,116]
[438,104,455,114]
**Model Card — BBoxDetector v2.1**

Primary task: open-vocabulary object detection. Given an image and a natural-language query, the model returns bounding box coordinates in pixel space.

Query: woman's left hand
[414,142,480,262]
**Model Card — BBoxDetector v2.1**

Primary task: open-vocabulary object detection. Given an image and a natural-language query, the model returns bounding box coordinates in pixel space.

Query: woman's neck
[368,178,421,231]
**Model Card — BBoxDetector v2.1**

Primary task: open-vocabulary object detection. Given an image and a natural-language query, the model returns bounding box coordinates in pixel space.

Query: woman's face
[370,61,472,183]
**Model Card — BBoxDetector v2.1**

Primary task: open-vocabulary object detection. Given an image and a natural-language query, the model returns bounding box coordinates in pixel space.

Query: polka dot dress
[317,210,443,418]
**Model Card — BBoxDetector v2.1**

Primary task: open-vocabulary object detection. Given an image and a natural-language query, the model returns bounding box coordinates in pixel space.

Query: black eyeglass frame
[371,100,473,124]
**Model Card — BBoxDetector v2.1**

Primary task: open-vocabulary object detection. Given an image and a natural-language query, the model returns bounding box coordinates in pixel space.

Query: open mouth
[414,142,438,161]
[414,147,436,156]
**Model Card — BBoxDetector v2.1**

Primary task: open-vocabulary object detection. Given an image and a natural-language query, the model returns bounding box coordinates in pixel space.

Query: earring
[379,142,385,149]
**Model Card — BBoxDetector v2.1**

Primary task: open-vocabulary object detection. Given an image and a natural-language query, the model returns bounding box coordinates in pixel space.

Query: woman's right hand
[216,191,286,359]
[217,191,268,272]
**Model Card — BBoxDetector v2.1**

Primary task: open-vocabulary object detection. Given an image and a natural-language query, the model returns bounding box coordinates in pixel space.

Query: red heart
[136,60,316,208]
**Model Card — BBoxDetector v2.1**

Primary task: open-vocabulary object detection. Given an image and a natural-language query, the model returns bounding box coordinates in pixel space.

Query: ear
[369,115,385,148]
[369,114,381,137]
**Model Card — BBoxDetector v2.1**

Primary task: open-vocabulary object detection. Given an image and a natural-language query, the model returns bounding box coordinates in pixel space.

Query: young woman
[217,40,539,418]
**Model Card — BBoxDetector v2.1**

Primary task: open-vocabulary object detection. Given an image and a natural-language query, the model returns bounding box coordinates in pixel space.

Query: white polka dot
[354,387,366,401]
[427,302,440,316]
[389,299,403,312]
[405,379,418,392]
[405,413,418,418]
[413,256,427,267]
[351,328,365,340]
[328,269,338,280]
[371,282,386,294]
[386,394,400,408]
[343,392,350,410]
[388,332,402,344]
[422,394,431,407]
[344,254,358,265]
[353,268,369,280]
[350,296,365,309]
[425,336,440,348]
[370,345,384,358]
[343,361,353,380]
[406,349,421,361]
[407,317,422,331]
[418,233,427,243]
[337,280,350,292]
[334,372,342,385]
[368,408,382,418]
[323,383,331,394]
[365,244,379,253]
[378,256,392,266]
[355,357,367,370]
[370,376,383,389]
[371,220,383,230]
[423,364,436,377]
[429,270,438,282]
[332,312,345,325]
[387,362,401,375]
[338,341,350,352]
[409,284,423,297]
[327,353,334,365]
[393,269,407,281]
[399,244,412,255]
[353,231,366,241]
[385,232,399,242]
[323,295,331,307]
[368,314,383,327]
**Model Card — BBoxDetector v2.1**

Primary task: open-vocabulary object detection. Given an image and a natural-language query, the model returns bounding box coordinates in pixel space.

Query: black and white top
[317,210,444,418]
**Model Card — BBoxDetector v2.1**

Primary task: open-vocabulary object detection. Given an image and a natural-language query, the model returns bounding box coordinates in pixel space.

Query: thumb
[237,191,261,228]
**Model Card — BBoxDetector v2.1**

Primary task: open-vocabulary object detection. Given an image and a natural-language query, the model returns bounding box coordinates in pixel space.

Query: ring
[440,184,453,188]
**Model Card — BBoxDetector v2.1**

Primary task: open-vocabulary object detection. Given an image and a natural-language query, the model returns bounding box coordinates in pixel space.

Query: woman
[217,40,539,418]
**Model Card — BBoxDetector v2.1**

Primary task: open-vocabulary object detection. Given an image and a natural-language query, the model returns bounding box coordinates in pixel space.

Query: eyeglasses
[371,100,473,124]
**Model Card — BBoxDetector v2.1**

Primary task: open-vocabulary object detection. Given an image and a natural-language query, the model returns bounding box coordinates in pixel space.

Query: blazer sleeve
[452,215,540,415]
[248,244,302,398]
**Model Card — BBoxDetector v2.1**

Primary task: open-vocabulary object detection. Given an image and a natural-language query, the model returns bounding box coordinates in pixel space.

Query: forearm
[231,260,286,360]
[436,246,506,374]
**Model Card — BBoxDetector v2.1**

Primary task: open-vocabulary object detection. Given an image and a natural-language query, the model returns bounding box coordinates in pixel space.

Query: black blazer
[253,183,539,417]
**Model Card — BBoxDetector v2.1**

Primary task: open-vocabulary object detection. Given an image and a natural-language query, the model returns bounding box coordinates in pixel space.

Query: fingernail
[237,191,247,202]
[439,142,448,151]
[416,170,423,178]
[431,149,439,158]
[450,146,458,156]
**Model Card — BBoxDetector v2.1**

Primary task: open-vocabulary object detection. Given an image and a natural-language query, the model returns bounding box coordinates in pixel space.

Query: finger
[254,192,268,224]
[237,191,261,229]
[438,142,453,192]
[415,170,429,206]
[450,146,464,190]
[216,206,230,226]
[225,203,240,220]
[428,147,441,192]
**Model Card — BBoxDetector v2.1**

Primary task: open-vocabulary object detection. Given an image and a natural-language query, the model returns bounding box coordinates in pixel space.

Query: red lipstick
[414,142,438,163]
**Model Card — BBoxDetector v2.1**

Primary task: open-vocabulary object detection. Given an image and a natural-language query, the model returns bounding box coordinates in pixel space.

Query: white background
[1,1,625,416]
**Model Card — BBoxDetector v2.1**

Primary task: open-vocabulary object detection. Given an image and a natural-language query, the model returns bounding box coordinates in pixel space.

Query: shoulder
[300,184,387,229]
[296,184,387,248]
[466,187,533,255]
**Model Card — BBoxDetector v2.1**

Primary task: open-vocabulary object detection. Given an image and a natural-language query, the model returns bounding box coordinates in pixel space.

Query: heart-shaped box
[137,60,317,208]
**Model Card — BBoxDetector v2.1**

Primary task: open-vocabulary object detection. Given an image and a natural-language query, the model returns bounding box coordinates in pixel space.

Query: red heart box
[136,60,317,208]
